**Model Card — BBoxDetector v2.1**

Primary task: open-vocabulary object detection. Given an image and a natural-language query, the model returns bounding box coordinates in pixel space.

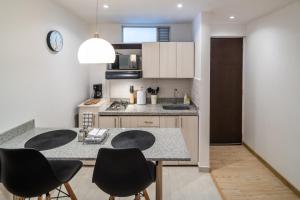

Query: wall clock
[47,30,63,52]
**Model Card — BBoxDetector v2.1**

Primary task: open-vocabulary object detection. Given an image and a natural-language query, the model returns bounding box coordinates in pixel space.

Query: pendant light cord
[95,0,100,38]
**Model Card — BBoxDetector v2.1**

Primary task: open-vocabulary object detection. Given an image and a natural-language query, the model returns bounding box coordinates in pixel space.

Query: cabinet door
[137,116,160,128]
[98,116,118,128]
[142,43,160,78]
[159,42,177,78]
[177,42,194,78]
[119,116,138,128]
[159,116,179,128]
[179,116,198,165]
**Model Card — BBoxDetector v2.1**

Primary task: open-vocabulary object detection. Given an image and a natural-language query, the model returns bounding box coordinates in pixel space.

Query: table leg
[156,161,163,200]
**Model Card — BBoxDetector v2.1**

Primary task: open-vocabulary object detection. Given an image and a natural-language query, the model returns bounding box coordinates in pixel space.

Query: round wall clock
[47,30,63,52]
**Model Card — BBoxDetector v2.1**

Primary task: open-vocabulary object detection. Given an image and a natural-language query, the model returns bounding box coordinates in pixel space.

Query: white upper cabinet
[177,42,194,78]
[142,43,160,78]
[159,42,177,78]
[142,42,194,78]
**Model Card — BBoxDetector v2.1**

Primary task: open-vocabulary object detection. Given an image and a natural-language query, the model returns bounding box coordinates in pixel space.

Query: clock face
[47,30,63,52]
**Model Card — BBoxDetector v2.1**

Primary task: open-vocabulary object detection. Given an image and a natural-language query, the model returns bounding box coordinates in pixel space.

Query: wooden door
[98,116,118,128]
[210,38,243,144]
[142,43,160,78]
[159,42,177,78]
[177,42,194,78]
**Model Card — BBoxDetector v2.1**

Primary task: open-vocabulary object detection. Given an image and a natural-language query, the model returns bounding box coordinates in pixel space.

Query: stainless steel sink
[162,105,190,110]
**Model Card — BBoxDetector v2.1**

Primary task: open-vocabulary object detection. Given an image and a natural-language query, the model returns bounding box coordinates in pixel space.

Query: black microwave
[107,54,141,70]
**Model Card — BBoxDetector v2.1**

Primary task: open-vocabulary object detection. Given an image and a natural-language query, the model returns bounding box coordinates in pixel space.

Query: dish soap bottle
[184,93,190,105]
[129,85,135,104]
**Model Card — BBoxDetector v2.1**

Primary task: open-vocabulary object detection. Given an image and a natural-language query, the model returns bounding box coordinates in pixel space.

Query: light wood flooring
[210,145,300,200]
[0,167,222,200]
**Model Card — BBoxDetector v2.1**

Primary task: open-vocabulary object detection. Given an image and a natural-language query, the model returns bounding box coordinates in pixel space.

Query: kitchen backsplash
[105,79,192,99]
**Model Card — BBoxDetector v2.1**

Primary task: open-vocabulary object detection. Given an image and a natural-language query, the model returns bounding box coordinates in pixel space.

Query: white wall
[0,0,90,133]
[211,23,246,37]
[244,1,300,190]
[89,23,194,98]
[192,13,211,170]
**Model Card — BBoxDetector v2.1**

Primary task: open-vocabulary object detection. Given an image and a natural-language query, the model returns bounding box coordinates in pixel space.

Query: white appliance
[137,89,146,105]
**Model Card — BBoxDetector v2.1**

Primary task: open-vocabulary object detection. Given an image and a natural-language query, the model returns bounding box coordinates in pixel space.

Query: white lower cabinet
[178,116,198,165]
[160,116,198,166]
[98,116,119,128]
[98,115,198,166]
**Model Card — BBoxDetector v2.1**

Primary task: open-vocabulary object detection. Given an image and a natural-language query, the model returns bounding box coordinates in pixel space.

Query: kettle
[136,88,146,105]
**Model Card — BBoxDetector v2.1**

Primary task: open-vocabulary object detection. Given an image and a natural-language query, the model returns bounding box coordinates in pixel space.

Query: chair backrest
[93,148,153,197]
[0,148,60,197]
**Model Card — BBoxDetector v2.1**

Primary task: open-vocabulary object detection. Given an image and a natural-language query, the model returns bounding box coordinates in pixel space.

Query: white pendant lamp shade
[78,36,115,64]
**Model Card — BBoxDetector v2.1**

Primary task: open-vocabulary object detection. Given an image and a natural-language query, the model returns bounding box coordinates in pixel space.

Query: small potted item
[147,87,159,105]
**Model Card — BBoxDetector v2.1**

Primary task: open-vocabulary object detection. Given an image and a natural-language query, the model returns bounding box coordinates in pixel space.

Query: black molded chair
[0,148,82,200]
[92,148,156,200]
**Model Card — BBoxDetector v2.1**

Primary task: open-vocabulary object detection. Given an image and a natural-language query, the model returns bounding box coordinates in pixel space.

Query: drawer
[137,116,160,127]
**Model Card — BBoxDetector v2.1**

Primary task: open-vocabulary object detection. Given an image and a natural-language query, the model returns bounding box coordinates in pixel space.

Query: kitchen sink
[162,105,190,110]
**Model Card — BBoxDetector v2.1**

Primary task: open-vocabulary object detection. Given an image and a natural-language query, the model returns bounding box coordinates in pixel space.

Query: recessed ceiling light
[177,3,183,8]
[229,16,235,19]
[103,4,109,9]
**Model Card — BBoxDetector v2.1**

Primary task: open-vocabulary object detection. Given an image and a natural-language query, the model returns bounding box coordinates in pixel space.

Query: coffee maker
[93,84,102,99]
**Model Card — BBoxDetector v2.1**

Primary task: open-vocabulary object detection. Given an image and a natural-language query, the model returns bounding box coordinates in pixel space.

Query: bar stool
[0,148,82,200]
[92,148,156,200]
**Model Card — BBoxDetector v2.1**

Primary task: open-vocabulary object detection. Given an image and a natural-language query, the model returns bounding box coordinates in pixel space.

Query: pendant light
[78,0,115,64]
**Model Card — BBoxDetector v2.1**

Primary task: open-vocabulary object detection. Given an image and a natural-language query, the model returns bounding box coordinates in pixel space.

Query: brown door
[210,38,243,144]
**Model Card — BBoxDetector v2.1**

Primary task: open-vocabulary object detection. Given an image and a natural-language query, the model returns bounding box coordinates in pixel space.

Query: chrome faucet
[173,88,179,104]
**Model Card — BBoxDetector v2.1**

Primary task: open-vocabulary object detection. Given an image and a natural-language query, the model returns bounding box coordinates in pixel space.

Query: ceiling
[55,0,295,24]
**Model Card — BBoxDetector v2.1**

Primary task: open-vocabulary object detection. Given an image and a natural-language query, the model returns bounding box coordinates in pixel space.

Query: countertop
[0,127,190,161]
[79,99,198,116]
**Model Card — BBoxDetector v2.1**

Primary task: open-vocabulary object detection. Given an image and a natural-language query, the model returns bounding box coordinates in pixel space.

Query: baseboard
[198,163,210,172]
[243,142,300,197]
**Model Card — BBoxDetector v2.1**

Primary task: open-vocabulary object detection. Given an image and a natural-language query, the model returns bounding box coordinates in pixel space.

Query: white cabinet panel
[177,42,194,78]
[159,42,177,78]
[142,43,160,78]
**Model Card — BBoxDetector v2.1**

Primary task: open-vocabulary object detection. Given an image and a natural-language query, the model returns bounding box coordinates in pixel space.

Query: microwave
[107,54,141,70]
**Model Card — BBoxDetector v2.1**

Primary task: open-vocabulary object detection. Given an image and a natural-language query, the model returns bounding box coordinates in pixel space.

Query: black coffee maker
[93,84,102,99]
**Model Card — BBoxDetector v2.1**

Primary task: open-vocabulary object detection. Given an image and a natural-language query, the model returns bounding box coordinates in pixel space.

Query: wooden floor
[0,167,222,200]
[210,145,300,200]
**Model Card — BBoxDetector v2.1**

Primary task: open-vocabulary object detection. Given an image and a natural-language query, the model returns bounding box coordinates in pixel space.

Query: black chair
[0,148,82,200]
[92,148,156,200]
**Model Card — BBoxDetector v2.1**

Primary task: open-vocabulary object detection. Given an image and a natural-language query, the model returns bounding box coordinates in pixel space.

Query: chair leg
[135,194,141,200]
[45,193,51,200]
[109,196,115,200]
[143,190,150,200]
[64,182,77,200]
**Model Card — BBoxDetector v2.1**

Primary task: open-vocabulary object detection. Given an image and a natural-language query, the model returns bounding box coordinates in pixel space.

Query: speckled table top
[0,127,190,161]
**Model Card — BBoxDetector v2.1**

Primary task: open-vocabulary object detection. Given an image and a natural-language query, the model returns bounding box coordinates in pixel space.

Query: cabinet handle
[181,118,183,128]
[144,121,153,124]
[175,118,178,128]
[114,118,117,128]
[120,118,122,127]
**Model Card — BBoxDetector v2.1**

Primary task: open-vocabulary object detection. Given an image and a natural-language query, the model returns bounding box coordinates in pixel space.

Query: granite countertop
[0,127,190,161]
[97,102,199,116]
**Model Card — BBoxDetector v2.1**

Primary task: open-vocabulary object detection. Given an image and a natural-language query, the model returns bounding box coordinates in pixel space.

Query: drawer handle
[144,121,153,124]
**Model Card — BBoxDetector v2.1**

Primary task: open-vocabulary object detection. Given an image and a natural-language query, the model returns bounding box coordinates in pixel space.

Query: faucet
[173,88,179,104]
